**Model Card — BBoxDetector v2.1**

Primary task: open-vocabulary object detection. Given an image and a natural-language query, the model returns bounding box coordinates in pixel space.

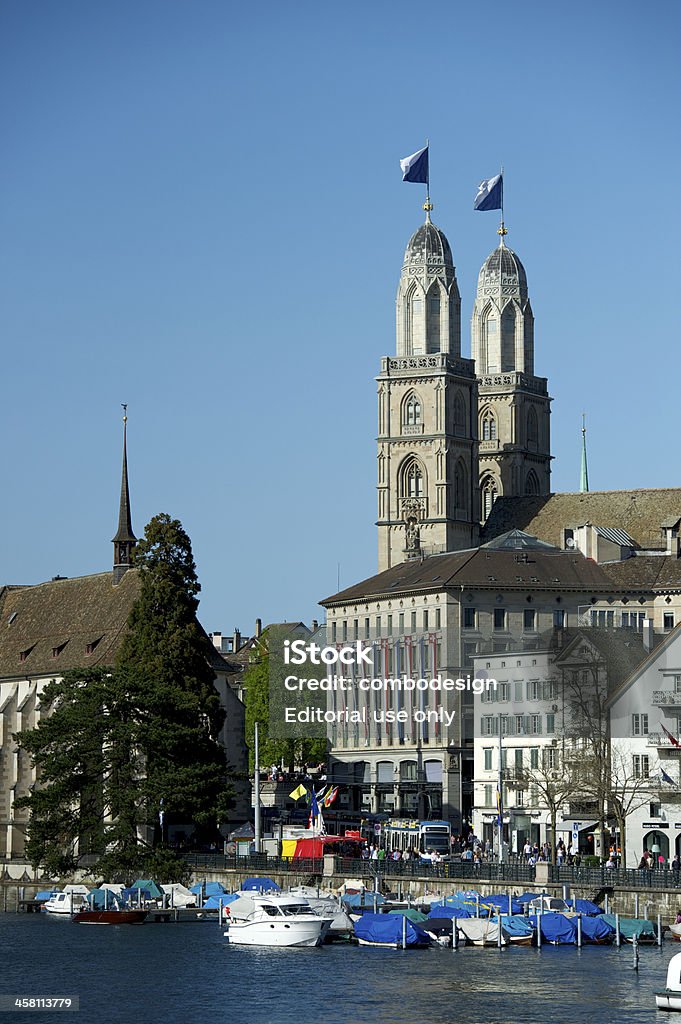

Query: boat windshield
[279,904,316,917]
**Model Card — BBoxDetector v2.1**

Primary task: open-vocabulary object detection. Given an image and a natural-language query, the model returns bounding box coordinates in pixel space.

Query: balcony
[653,691,681,707]
[501,768,526,785]
[647,732,681,753]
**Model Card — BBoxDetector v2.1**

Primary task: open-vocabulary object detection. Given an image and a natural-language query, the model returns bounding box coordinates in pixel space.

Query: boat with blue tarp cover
[428,903,472,919]
[602,914,657,942]
[240,877,281,893]
[353,913,431,948]
[579,916,614,944]
[566,898,603,915]
[341,891,386,912]
[480,894,524,915]
[493,915,534,945]
[529,913,578,944]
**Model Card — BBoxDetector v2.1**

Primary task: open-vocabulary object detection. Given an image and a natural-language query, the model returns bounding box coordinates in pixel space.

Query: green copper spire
[580,414,589,493]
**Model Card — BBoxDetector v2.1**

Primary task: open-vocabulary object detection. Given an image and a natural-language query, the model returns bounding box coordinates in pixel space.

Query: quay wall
[3,861,681,921]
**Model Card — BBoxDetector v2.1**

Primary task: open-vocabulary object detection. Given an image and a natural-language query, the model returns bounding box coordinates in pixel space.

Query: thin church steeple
[112,404,136,584]
[580,414,589,493]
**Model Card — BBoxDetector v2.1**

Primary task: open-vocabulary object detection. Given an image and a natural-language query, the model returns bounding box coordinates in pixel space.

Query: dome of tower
[402,219,454,271]
[477,243,528,300]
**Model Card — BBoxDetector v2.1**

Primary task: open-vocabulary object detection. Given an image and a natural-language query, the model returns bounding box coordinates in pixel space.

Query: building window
[529,714,542,735]
[435,608,441,630]
[484,748,492,771]
[546,713,555,733]
[405,395,422,427]
[530,748,539,769]
[364,618,370,640]
[493,608,506,631]
[483,784,493,807]
[514,681,523,701]
[481,716,497,736]
[633,754,650,779]
[498,682,510,702]
[632,713,649,736]
[423,610,428,631]
[650,801,661,817]
[481,411,497,441]
[375,616,381,636]
[463,607,477,629]
[481,476,498,521]
[342,621,348,641]
[398,613,404,633]
[664,613,675,632]
[553,610,566,628]
[543,747,557,770]
[331,622,337,642]
[387,614,392,634]
[523,609,536,632]
[527,680,540,700]
[514,748,524,768]
[410,611,417,632]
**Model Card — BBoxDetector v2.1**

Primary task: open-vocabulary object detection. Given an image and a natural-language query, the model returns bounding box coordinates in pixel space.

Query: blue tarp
[87,889,122,909]
[121,887,151,903]
[602,914,657,941]
[342,892,386,909]
[495,915,534,939]
[529,913,577,944]
[480,894,523,915]
[240,877,281,893]
[566,898,603,916]
[190,881,228,896]
[130,879,163,899]
[580,915,614,943]
[202,893,239,910]
[516,891,540,904]
[428,903,471,919]
[353,913,431,947]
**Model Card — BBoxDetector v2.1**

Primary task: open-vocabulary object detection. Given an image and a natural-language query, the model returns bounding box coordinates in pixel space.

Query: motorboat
[527,895,572,914]
[353,913,431,948]
[72,908,147,925]
[43,888,89,916]
[656,951,681,1011]
[457,917,507,947]
[223,893,333,947]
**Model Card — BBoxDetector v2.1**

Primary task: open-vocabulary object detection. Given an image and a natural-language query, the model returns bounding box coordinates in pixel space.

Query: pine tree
[16,513,233,880]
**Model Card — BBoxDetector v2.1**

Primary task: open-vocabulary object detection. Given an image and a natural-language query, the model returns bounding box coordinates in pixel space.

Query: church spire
[112,404,136,584]
[580,414,589,493]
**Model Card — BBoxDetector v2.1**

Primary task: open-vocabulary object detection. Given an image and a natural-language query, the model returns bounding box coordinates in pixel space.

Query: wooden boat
[72,909,147,925]
[656,951,681,1011]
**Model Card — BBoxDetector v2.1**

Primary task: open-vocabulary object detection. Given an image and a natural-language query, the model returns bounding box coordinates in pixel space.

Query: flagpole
[424,137,432,220]
[497,714,504,863]
[498,165,507,244]
[254,721,261,853]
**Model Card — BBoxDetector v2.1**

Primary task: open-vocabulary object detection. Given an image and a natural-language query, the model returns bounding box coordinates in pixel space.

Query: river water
[0,913,672,1023]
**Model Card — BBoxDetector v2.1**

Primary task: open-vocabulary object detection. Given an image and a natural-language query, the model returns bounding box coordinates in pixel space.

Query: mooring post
[615,913,621,947]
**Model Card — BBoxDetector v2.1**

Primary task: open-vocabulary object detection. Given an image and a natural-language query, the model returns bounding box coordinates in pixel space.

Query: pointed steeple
[112,405,136,584]
[580,414,589,493]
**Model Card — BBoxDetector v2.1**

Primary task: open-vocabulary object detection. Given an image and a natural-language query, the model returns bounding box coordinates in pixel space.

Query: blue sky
[1,0,679,637]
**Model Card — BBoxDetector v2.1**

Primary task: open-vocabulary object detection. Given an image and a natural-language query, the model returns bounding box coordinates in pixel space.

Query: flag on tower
[400,145,429,184]
[474,173,503,211]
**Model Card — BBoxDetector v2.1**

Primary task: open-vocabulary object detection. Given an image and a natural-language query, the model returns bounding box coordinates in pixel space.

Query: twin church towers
[376,206,551,571]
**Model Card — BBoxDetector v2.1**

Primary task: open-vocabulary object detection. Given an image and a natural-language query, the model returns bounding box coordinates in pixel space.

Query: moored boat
[353,913,431,949]
[224,892,332,947]
[72,908,148,925]
[43,887,89,916]
[656,951,681,1011]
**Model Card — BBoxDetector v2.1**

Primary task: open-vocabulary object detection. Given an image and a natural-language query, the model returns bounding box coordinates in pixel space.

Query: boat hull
[225,918,330,947]
[656,991,681,1011]
[72,910,147,925]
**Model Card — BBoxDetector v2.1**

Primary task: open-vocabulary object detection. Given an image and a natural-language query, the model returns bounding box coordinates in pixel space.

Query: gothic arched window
[481,410,497,441]
[527,406,539,449]
[403,392,422,431]
[525,470,540,496]
[400,457,425,499]
[454,460,468,516]
[481,475,498,521]
[454,392,466,437]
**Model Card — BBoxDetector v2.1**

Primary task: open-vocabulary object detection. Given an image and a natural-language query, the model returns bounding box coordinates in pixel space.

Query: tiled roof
[482,490,681,549]
[322,545,618,606]
[601,555,681,592]
[0,571,141,678]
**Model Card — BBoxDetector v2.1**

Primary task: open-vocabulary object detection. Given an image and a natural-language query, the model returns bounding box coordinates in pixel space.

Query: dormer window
[19,645,35,662]
[52,641,68,658]
[86,637,103,655]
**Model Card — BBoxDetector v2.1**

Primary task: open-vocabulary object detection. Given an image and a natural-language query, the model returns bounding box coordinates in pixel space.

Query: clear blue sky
[1,0,679,637]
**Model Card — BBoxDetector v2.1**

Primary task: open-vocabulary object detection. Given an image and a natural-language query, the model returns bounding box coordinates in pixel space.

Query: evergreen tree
[16,513,233,880]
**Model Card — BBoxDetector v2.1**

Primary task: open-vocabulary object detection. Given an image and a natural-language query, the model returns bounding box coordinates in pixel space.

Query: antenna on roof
[580,414,589,494]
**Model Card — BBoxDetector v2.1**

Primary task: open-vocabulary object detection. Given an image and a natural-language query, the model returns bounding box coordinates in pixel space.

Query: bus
[380,818,452,859]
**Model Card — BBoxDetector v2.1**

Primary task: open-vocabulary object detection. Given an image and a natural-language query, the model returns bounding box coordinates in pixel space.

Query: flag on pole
[474,173,503,211]
[660,767,677,786]
[400,145,429,184]
[323,786,339,808]
[289,783,307,801]
[661,723,680,747]
[495,787,503,828]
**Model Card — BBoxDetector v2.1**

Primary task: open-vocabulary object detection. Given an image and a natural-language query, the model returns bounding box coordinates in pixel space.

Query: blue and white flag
[474,173,503,211]
[400,145,429,184]
[661,767,677,786]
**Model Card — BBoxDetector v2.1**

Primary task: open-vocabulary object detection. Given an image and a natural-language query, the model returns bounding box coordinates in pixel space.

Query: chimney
[311,619,319,632]
[232,627,242,652]
[642,618,653,652]
[211,631,223,650]
[255,618,262,638]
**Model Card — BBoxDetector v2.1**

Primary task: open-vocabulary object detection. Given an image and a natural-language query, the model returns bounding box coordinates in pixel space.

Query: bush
[582,855,600,867]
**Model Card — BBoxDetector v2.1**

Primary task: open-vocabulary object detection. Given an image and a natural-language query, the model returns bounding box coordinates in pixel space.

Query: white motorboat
[656,951,681,1011]
[43,887,89,916]
[223,893,333,947]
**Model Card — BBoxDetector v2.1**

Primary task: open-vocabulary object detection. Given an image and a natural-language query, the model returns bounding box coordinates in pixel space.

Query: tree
[15,513,233,880]
[516,750,579,863]
[243,626,326,774]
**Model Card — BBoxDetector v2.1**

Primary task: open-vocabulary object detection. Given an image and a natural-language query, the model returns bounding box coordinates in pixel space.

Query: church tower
[377,207,479,571]
[471,236,551,521]
[112,405,136,584]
